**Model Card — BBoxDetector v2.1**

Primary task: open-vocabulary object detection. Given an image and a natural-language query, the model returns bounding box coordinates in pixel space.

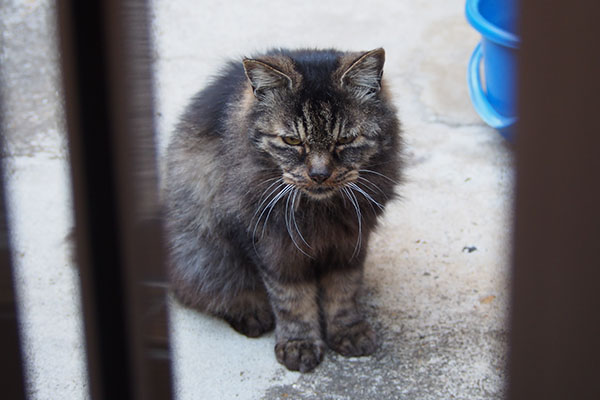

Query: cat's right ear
[340,48,385,102]
[242,59,293,101]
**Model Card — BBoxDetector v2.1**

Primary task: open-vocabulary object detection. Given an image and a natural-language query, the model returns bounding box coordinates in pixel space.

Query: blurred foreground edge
[510,1,600,399]
[56,1,174,399]
[0,90,27,399]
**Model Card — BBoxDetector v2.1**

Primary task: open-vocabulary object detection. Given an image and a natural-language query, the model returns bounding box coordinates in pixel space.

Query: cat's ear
[242,59,293,101]
[340,48,385,101]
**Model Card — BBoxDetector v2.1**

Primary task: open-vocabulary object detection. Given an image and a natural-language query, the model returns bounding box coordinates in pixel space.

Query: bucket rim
[465,0,521,48]
[467,42,517,141]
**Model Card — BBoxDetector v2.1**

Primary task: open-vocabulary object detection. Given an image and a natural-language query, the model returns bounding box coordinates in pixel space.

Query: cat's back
[173,60,246,142]
[165,61,248,223]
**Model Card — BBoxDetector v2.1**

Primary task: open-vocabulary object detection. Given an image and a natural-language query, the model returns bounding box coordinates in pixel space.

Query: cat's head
[241,48,396,199]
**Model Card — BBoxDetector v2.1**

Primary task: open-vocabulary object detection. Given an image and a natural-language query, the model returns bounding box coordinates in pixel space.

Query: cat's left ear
[243,59,293,101]
[340,48,385,101]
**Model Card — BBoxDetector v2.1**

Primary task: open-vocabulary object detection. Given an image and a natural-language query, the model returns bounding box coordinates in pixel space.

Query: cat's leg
[220,283,275,338]
[320,263,377,357]
[172,273,275,338]
[169,245,274,338]
[260,270,325,372]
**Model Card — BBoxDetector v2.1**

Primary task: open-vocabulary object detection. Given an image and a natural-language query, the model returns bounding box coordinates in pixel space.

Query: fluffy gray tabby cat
[164,48,402,372]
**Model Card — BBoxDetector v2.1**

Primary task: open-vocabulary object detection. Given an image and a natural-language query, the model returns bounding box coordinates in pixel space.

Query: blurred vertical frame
[56,1,174,399]
[510,0,600,399]
[0,98,27,399]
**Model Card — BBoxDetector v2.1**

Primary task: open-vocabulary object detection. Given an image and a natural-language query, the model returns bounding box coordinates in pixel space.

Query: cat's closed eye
[336,136,355,145]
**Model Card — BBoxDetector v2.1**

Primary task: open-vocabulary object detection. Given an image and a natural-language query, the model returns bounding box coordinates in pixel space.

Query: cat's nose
[307,153,333,183]
[309,167,332,183]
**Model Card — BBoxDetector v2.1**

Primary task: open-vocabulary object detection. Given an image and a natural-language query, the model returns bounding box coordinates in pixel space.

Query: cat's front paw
[327,320,377,357]
[275,339,325,372]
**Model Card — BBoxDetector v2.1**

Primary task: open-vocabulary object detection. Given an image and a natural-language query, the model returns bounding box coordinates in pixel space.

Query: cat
[164,48,402,372]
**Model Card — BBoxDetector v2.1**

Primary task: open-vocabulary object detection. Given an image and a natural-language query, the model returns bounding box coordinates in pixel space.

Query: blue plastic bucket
[466,0,520,140]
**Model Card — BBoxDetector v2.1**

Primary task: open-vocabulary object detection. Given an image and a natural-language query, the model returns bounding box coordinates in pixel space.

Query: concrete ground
[2,0,513,399]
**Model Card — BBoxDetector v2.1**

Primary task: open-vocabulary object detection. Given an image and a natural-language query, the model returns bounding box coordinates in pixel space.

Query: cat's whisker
[285,188,312,258]
[251,179,285,225]
[359,169,399,184]
[257,177,285,202]
[257,176,281,187]
[291,189,312,250]
[348,183,377,216]
[293,189,301,213]
[252,183,290,242]
[357,176,388,198]
[363,159,401,168]
[340,188,347,207]
[348,182,385,213]
[346,187,362,222]
[349,189,363,260]
[260,184,294,239]
[342,187,362,260]
[251,183,283,244]
[284,190,294,246]
[244,175,280,198]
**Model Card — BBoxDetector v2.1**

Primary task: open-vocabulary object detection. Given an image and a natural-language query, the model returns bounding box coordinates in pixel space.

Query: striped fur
[164,48,402,371]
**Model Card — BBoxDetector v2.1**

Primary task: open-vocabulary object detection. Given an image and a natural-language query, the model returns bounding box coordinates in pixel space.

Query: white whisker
[348,183,376,215]
[285,188,312,258]
[261,184,294,237]
[257,176,281,187]
[359,169,398,184]
[342,186,362,259]
[252,183,291,244]
[348,182,385,212]
[251,179,284,224]
[357,176,387,198]
[291,189,311,250]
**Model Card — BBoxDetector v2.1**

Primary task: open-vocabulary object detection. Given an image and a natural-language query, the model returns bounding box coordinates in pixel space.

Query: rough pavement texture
[153,1,513,399]
[1,0,513,399]
[1,0,66,157]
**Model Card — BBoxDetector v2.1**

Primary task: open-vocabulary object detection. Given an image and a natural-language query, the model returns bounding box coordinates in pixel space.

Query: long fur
[164,48,403,372]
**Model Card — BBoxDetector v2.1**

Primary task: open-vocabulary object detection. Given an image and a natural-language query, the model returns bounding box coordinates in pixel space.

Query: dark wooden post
[56,1,174,399]
[510,1,600,399]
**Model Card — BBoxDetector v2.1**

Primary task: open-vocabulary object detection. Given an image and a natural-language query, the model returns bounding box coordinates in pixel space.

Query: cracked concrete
[2,0,513,399]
